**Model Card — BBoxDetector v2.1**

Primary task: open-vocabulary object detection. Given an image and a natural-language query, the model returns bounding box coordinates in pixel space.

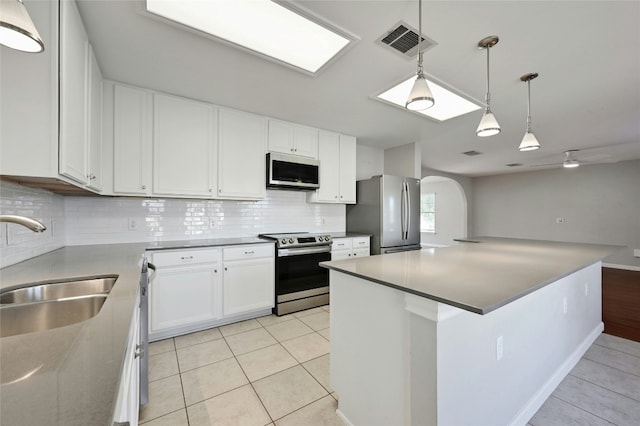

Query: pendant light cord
[485,46,491,105]
[526,80,532,131]
[417,0,423,75]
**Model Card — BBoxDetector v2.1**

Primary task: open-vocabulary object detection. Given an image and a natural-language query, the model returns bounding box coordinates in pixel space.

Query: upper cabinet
[217,108,267,200]
[59,0,103,191]
[307,131,357,204]
[153,93,217,197]
[112,84,152,196]
[268,120,318,159]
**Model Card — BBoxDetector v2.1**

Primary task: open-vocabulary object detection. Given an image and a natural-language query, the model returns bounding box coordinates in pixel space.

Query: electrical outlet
[563,297,568,315]
[128,218,138,231]
[496,336,504,361]
[634,249,640,258]
[209,218,216,229]
[555,217,566,224]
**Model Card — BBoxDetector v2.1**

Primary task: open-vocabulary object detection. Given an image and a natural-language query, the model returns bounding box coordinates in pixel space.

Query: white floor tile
[236,344,299,382]
[265,318,314,342]
[140,408,188,426]
[181,357,249,406]
[225,327,278,356]
[139,375,184,423]
[177,338,234,372]
[148,351,179,382]
[298,311,330,331]
[275,395,343,426]
[188,384,271,426]
[281,332,330,363]
[219,319,262,337]
[174,327,223,349]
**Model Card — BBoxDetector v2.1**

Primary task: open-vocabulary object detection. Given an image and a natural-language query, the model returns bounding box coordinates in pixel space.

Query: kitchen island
[321,237,620,426]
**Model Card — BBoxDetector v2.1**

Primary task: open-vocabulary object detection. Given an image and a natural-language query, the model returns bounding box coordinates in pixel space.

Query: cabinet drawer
[151,248,220,267]
[332,238,352,250]
[352,247,370,258]
[352,237,370,248]
[223,244,274,261]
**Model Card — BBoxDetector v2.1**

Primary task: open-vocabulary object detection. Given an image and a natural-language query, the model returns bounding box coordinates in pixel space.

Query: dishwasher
[139,257,155,406]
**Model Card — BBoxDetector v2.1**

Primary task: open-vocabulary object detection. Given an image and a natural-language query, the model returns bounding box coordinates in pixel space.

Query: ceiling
[77,0,640,177]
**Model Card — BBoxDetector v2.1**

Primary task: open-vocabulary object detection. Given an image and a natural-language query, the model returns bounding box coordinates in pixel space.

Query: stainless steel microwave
[266,152,320,190]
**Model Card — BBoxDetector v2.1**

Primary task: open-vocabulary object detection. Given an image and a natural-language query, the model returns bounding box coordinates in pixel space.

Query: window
[421,192,436,232]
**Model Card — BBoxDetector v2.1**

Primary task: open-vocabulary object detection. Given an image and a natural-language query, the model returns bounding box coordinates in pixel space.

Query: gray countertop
[0,237,274,426]
[329,232,371,239]
[321,237,622,315]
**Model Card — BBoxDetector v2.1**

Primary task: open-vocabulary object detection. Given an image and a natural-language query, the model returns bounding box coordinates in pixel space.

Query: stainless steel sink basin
[0,276,118,304]
[0,294,108,338]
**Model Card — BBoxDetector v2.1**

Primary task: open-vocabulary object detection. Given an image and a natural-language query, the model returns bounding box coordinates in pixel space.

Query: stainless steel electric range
[259,232,332,316]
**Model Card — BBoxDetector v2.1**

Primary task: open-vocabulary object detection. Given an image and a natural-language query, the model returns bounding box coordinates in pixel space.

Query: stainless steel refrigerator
[346,175,421,254]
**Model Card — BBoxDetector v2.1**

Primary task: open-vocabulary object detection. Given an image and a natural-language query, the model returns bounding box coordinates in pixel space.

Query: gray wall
[420,178,467,246]
[422,166,474,238]
[384,143,421,179]
[472,160,640,267]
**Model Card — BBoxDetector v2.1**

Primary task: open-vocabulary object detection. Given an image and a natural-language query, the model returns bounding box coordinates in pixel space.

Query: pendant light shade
[476,36,500,137]
[0,0,44,53]
[406,71,435,111]
[405,0,434,111]
[519,72,541,151]
[563,151,580,168]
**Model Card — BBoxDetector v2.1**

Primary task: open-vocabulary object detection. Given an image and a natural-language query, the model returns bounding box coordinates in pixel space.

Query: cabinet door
[316,131,340,202]
[59,0,88,184]
[113,85,152,195]
[293,125,318,158]
[331,250,352,261]
[338,135,357,203]
[223,258,274,316]
[352,248,370,258]
[267,120,294,155]
[153,94,216,197]
[113,300,140,425]
[150,266,218,334]
[86,45,103,191]
[218,108,267,199]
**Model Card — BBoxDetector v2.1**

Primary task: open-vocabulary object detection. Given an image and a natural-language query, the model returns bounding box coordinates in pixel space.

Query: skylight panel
[146,0,352,74]
[376,75,482,121]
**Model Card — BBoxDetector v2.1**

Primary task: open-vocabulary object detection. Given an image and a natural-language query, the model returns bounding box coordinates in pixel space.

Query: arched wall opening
[420,176,468,247]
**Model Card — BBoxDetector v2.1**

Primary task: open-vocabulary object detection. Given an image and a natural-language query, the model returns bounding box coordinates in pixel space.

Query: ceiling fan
[530,150,616,169]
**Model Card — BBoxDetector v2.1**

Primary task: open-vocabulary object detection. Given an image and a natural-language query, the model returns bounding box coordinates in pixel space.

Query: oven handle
[278,245,331,257]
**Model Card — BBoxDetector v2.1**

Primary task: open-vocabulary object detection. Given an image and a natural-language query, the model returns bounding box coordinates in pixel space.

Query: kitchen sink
[0,294,108,338]
[0,276,118,304]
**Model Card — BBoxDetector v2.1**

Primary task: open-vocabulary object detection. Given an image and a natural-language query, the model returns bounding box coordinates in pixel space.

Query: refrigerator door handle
[405,181,411,239]
[401,181,409,240]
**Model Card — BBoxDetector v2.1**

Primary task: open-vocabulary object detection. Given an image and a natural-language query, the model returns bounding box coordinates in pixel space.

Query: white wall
[420,178,466,247]
[422,167,474,238]
[473,160,640,267]
[356,144,384,181]
[384,142,421,179]
[0,181,66,268]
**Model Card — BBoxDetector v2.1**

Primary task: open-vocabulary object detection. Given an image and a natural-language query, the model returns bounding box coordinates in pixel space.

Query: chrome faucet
[0,215,47,232]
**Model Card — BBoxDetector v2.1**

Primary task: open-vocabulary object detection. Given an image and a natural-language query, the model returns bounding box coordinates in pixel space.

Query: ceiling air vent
[376,21,437,59]
[462,150,483,156]
[506,163,523,167]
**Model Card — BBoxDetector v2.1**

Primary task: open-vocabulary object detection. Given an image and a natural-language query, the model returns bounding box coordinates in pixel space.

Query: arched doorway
[420,176,468,247]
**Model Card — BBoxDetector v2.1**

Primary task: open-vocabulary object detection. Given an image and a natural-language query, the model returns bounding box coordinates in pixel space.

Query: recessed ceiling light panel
[376,75,482,121]
[145,0,354,74]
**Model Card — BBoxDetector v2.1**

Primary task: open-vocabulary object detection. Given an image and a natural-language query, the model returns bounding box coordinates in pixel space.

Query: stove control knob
[289,238,294,244]
[324,236,330,241]
[281,238,287,245]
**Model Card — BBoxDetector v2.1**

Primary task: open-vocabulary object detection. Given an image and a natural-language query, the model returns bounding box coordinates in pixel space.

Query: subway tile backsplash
[65,189,345,245]
[1,182,345,267]
[0,181,66,268]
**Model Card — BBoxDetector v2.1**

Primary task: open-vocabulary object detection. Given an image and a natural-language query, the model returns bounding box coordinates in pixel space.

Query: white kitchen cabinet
[113,292,140,426]
[268,120,318,159]
[58,0,89,185]
[307,131,357,204]
[153,93,217,197]
[222,244,275,316]
[149,248,221,340]
[217,108,267,199]
[113,84,152,195]
[331,236,370,260]
[86,44,103,191]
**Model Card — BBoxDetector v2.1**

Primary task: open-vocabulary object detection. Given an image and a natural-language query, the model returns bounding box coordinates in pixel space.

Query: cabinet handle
[353,253,357,256]
[141,185,146,190]
[224,267,228,271]
[244,251,254,255]
[340,195,343,198]
[219,188,222,193]
[214,269,218,273]
[209,188,212,192]
[180,256,194,261]
[348,253,351,256]
[334,195,337,199]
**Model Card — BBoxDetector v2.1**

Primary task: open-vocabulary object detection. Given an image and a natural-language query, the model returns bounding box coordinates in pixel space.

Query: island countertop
[320,237,622,314]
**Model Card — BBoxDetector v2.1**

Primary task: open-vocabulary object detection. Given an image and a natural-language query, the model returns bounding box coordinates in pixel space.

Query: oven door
[276,246,331,300]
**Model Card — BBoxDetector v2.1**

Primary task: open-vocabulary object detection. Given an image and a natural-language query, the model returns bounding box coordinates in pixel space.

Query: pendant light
[476,36,500,137]
[519,73,541,151]
[563,150,580,168]
[405,0,434,111]
[0,0,44,53]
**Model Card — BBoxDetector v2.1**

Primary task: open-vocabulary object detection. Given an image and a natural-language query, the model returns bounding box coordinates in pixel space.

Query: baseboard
[509,322,604,426]
[335,408,355,426]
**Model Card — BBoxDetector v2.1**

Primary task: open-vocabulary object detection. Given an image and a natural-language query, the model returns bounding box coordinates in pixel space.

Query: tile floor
[141,306,640,426]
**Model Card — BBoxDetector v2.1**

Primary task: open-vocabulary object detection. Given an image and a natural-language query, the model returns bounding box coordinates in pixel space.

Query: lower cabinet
[113,292,140,426]
[148,244,274,341]
[331,237,371,260]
